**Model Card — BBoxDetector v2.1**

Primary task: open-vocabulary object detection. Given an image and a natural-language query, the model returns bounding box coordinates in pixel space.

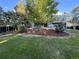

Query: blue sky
[0,0,79,13]
[56,0,79,13]
[0,0,19,11]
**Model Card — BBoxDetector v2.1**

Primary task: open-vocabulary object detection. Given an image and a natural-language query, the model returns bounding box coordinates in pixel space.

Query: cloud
[56,12,63,15]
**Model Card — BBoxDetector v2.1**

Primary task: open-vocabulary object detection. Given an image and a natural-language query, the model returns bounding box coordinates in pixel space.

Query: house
[72,6,79,23]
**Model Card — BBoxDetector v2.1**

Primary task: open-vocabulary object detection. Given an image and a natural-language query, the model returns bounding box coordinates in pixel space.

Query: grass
[0,30,79,59]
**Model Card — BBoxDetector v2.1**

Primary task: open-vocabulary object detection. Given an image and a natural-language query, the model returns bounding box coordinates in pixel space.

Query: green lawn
[0,30,79,59]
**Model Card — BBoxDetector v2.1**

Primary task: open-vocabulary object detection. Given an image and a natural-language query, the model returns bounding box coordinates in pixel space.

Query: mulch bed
[25,28,69,36]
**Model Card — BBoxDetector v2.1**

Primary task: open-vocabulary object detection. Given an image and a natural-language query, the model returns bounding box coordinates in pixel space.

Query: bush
[54,22,66,32]
[17,24,26,33]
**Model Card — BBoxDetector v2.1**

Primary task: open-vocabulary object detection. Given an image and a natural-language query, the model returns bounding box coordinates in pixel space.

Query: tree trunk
[73,26,76,30]
[31,23,34,28]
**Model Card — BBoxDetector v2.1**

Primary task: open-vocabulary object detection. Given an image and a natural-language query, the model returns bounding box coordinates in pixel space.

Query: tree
[26,0,58,27]
[15,0,26,15]
[13,0,28,32]
[4,11,27,32]
[0,7,4,25]
[3,11,16,25]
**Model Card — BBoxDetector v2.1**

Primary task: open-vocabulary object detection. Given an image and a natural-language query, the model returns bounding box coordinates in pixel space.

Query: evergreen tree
[15,0,26,15]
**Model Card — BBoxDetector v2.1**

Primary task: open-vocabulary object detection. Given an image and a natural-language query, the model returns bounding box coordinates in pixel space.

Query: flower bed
[26,28,69,36]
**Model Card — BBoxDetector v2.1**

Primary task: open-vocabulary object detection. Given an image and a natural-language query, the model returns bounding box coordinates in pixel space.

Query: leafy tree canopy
[26,0,58,24]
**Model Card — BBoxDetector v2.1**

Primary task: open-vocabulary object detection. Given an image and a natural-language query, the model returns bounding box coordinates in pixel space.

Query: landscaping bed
[26,28,69,36]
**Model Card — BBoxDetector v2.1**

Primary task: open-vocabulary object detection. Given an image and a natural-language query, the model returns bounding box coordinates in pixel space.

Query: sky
[56,0,79,13]
[0,0,19,11]
[0,0,79,13]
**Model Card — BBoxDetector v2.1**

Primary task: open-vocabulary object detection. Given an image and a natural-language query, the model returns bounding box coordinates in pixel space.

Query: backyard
[0,0,79,59]
[0,30,79,59]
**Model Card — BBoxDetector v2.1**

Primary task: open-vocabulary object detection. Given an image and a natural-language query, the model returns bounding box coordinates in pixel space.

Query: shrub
[54,22,66,32]
[17,24,26,33]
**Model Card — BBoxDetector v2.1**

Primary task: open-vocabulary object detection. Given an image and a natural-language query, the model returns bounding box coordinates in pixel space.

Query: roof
[72,6,79,13]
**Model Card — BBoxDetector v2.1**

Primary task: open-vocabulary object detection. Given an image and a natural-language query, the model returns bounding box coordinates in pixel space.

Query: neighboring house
[62,6,79,29]
[63,12,74,27]
[53,12,73,26]
[72,6,79,23]
[72,6,79,16]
